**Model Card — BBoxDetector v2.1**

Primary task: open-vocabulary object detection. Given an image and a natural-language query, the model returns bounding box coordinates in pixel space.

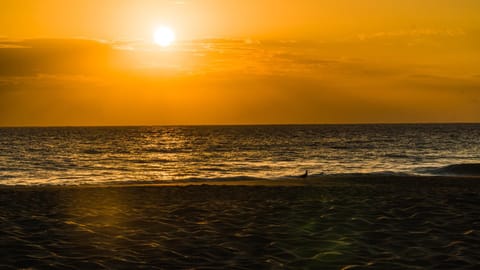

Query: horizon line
[1,121,480,128]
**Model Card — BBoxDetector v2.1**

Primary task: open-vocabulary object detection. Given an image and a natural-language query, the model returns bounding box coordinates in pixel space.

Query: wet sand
[1,177,480,269]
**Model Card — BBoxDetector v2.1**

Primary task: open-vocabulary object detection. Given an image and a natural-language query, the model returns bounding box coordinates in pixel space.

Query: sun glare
[153,26,175,47]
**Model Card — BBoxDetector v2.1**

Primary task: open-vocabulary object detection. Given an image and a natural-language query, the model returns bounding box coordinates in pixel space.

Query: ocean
[1,124,480,185]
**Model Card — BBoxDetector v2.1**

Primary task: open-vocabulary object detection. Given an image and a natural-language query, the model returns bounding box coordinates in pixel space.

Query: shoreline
[1,175,480,189]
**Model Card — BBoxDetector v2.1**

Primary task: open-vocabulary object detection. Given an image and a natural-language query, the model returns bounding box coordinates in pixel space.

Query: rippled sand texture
[1,179,479,269]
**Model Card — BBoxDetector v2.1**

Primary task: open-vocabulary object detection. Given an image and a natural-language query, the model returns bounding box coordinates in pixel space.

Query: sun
[153,26,176,47]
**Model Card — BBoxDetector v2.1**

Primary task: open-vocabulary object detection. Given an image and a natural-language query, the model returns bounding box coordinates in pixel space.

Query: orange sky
[1,0,479,126]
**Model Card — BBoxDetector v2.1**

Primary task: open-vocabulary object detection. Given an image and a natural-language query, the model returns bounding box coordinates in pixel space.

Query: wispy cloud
[0,38,115,76]
[356,28,466,41]
[0,35,477,84]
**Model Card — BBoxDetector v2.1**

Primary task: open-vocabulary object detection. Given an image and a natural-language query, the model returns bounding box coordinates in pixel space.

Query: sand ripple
[1,179,480,269]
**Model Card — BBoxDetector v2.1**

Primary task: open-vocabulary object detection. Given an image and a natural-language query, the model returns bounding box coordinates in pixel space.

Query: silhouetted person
[300,170,309,178]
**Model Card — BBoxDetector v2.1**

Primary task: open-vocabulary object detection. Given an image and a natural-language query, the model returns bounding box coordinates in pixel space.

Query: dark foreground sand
[1,177,480,270]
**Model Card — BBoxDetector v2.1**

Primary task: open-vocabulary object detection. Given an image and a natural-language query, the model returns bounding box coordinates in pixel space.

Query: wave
[420,163,480,176]
[89,172,416,186]
[96,176,268,186]
[3,166,480,186]
[322,171,412,178]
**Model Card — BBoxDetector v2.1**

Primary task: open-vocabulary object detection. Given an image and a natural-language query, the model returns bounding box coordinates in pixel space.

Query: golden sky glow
[1,0,480,125]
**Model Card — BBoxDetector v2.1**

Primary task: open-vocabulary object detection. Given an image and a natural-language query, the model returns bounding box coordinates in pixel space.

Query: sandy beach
[0,176,479,269]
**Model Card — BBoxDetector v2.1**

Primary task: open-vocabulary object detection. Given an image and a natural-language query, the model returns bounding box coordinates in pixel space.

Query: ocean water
[1,124,480,185]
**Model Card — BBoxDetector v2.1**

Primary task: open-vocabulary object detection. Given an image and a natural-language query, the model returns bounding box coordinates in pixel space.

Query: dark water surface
[1,124,480,185]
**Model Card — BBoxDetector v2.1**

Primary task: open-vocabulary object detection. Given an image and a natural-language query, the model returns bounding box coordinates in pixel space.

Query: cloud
[2,36,474,81]
[0,39,115,76]
[0,36,471,95]
[356,28,466,41]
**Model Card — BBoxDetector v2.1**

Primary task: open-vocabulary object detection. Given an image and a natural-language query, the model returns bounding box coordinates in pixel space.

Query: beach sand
[1,177,479,269]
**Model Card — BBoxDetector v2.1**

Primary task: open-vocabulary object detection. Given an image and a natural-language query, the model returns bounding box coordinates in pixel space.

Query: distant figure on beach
[300,170,309,178]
